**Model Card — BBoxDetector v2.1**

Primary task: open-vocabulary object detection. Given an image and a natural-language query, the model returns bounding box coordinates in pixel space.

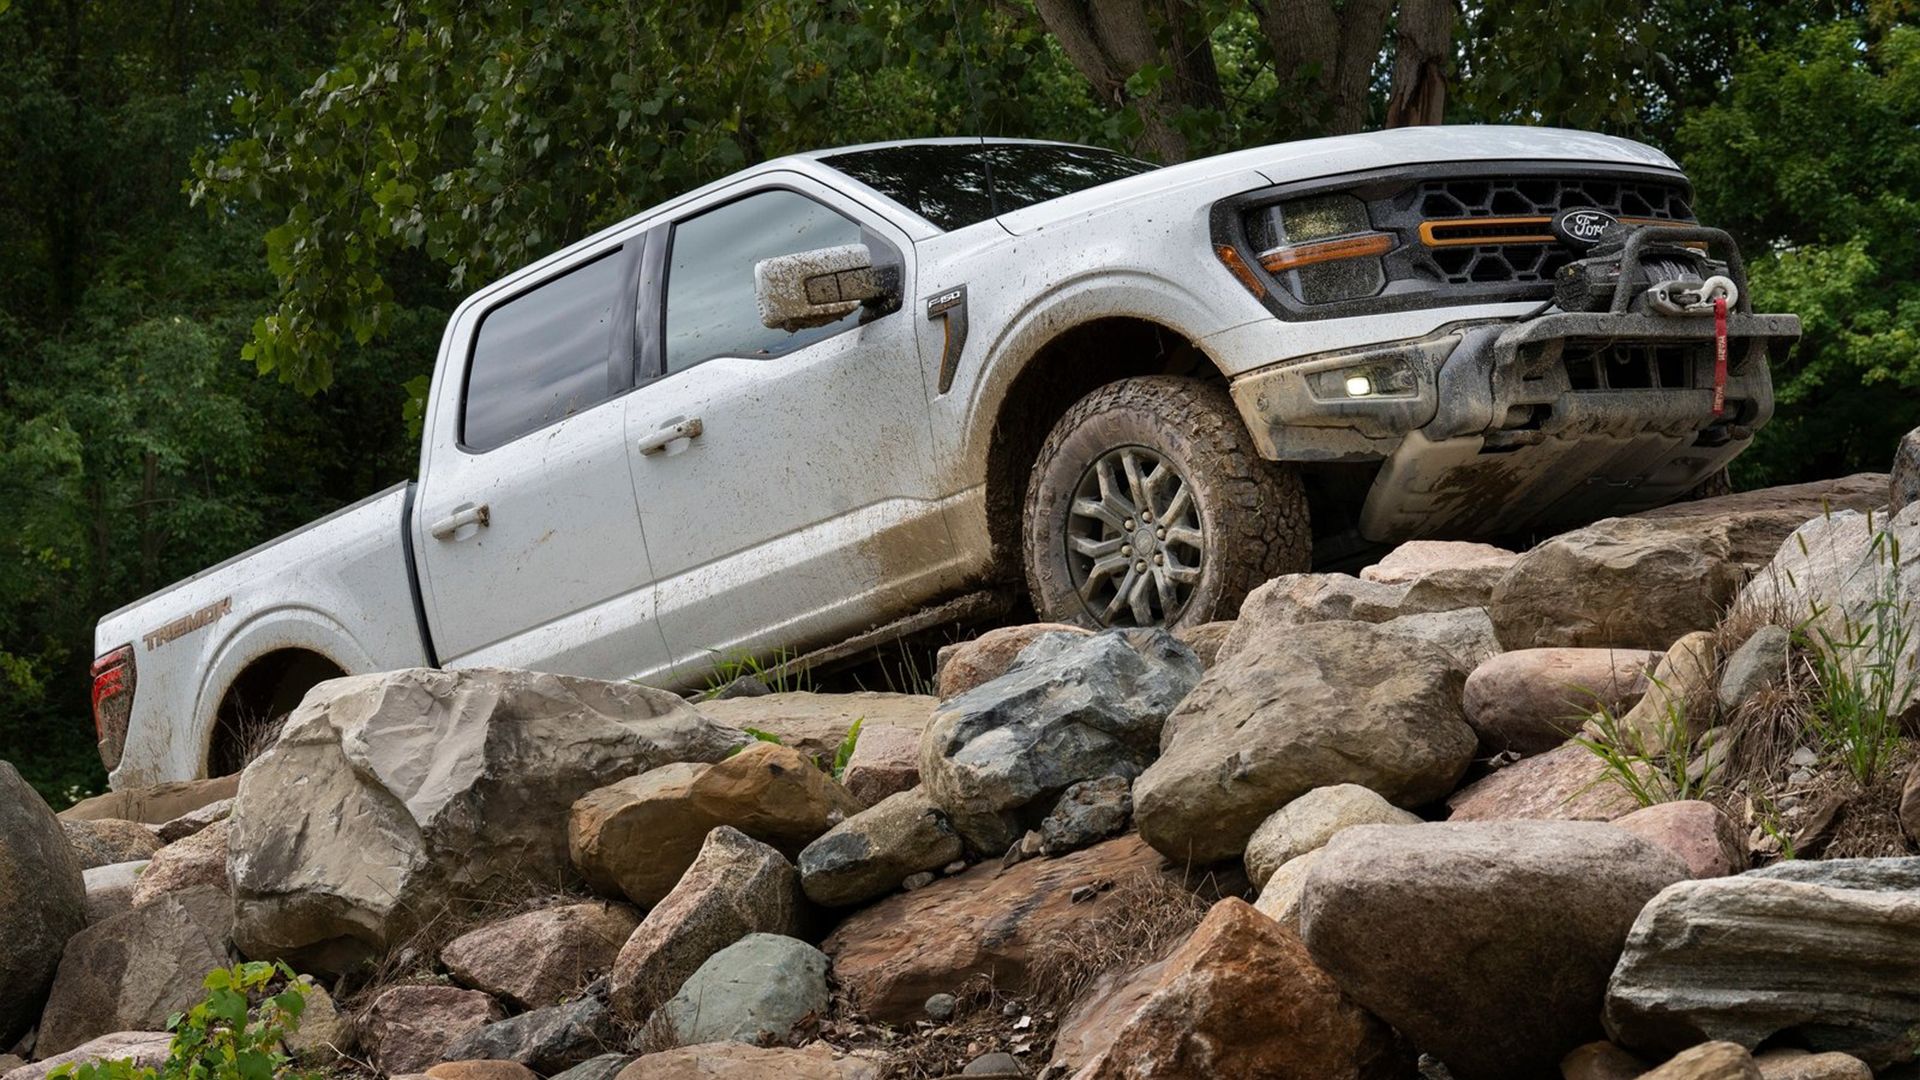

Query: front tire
[1022,376,1311,630]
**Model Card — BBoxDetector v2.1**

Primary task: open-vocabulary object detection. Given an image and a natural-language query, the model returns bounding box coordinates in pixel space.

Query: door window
[663,189,866,375]
[462,247,628,452]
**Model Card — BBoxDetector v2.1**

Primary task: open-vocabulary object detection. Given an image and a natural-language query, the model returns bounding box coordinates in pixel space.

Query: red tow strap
[1711,295,1729,418]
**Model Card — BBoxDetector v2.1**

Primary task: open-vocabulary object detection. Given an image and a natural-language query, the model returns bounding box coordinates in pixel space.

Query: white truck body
[93,126,1793,786]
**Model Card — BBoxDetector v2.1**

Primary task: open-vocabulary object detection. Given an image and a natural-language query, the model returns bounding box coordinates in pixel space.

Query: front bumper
[1227,309,1797,541]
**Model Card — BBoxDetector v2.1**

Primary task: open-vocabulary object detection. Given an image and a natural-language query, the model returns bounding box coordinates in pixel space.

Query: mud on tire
[1022,375,1311,630]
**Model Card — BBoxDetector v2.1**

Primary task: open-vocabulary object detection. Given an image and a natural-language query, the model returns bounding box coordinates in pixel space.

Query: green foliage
[1569,681,1721,807]
[1796,524,1915,783]
[831,717,863,781]
[699,648,814,700]
[1679,22,1920,486]
[50,962,312,1080]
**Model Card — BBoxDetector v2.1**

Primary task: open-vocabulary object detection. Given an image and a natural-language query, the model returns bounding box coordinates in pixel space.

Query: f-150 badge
[927,285,969,394]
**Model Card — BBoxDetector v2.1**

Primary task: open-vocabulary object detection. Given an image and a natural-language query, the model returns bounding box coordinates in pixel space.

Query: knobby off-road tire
[1022,375,1311,631]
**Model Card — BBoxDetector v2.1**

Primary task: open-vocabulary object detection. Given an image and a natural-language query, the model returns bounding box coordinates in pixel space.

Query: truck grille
[1378,174,1697,288]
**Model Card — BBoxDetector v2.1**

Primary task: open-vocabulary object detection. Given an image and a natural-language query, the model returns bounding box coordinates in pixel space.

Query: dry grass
[1023,868,1211,1015]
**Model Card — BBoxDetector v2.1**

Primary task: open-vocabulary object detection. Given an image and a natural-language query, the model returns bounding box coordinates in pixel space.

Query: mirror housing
[755,243,900,332]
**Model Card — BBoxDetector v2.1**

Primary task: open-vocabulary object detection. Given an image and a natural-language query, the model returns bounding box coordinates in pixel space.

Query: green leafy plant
[1795,525,1915,784]
[698,648,813,700]
[1568,679,1721,807]
[830,717,863,781]
[51,962,312,1080]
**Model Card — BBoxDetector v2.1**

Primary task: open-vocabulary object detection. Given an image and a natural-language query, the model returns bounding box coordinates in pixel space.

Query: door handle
[429,503,490,540]
[638,416,703,457]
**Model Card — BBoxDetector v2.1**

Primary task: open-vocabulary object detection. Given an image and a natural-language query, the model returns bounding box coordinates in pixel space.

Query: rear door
[623,177,963,680]
[413,236,671,679]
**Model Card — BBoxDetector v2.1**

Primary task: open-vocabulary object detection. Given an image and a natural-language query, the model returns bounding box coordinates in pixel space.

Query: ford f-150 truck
[91,126,1796,786]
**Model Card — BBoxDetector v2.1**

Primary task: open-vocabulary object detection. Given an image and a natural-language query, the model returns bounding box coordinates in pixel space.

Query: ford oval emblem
[1553,208,1619,250]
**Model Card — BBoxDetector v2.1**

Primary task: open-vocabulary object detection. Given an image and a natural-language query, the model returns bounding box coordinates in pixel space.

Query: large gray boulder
[1739,505,1920,687]
[1300,820,1689,1080]
[0,761,88,1045]
[797,788,963,908]
[1490,517,1743,651]
[1135,620,1475,864]
[659,934,830,1047]
[228,667,746,975]
[918,628,1200,854]
[1604,859,1920,1069]
[35,885,234,1055]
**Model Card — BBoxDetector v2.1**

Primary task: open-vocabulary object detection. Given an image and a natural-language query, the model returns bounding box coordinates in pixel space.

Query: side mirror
[754,243,899,332]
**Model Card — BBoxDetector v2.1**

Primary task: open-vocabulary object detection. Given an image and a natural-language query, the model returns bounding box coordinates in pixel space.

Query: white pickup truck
[91,126,1797,787]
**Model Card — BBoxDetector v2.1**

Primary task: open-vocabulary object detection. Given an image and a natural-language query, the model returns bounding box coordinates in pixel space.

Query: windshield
[822,142,1159,231]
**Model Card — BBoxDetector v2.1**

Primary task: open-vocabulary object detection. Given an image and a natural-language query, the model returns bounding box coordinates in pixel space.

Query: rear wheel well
[208,649,345,776]
[983,317,1221,583]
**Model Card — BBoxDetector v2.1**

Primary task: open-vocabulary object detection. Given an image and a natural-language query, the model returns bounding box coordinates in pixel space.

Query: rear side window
[462,247,626,451]
[663,189,865,375]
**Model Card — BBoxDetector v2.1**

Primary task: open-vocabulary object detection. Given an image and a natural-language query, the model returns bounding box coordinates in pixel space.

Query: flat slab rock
[1447,741,1644,822]
[695,691,934,763]
[1605,859,1920,1069]
[821,833,1172,1023]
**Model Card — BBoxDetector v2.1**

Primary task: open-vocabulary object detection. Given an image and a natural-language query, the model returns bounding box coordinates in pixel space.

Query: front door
[625,177,963,683]
[414,238,670,679]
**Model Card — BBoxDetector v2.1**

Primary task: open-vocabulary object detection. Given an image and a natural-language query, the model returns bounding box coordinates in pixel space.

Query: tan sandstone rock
[1490,518,1742,651]
[1,1032,172,1080]
[571,743,859,907]
[1464,648,1661,756]
[61,818,161,870]
[607,826,798,1020]
[1599,631,1717,752]
[60,776,237,825]
[695,691,934,763]
[1641,1042,1761,1080]
[36,885,233,1055]
[1244,784,1421,890]
[442,901,641,1010]
[425,1064,539,1080]
[1362,540,1519,585]
[130,818,228,906]
[1137,620,1474,864]
[0,761,88,1045]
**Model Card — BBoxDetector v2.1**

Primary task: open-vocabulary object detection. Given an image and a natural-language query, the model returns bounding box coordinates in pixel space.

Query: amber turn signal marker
[1215,244,1266,298]
[1257,232,1393,273]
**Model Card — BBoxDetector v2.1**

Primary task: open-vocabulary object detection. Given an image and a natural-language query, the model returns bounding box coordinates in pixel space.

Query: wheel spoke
[1164,525,1203,552]
[1121,451,1151,519]
[1068,534,1122,559]
[1079,554,1128,602]
[1072,497,1130,533]
[1128,569,1155,626]
[1162,562,1201,585]
[1103,563,1141,621]
[1158,485,1192,529]
[1152,565,1181,617]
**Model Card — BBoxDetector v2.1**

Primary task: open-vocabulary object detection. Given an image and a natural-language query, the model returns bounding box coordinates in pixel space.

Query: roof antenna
[948,0,997,216]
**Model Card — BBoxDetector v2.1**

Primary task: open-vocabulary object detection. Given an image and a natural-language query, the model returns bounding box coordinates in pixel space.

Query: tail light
[91,645,136,771]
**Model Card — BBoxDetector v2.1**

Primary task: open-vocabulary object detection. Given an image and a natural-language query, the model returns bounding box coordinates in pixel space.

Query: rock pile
[3,467,1912,1080]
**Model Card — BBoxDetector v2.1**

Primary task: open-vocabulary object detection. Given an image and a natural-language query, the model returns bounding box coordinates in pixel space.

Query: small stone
[942,860,967,875]
[362,985,507,1076]
[1752,1049,1873,1080]
[154,798,234,844]
[1788,746,1819,768]
[1561,1040,1650,1080]
[285,977,348,1064]
[1639,1041,1759,1079]
[1243,784,1420,890]
[963,1051,1023,1075]
[1718,626,1791,715]
[546,1053,633,1080]
[1037,776,1131,856]
[425,1063,540,1080]
[129,819,229,907]
[925,993,957,1022]
[901,872,935,890]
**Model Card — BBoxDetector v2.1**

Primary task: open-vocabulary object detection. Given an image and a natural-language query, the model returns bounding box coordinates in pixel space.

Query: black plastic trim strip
[399,480,441,668]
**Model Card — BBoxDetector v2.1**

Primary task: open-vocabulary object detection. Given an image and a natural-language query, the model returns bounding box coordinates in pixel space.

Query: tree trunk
[1385,0,1455,127]
[1030,0,1224,162]
[1251,0,1394,135]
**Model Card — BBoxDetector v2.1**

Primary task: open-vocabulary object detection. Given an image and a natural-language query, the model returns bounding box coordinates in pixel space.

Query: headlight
[1242,194,1391,304]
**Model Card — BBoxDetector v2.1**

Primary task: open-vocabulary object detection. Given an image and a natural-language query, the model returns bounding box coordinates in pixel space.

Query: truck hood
[995,124,1681,236]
